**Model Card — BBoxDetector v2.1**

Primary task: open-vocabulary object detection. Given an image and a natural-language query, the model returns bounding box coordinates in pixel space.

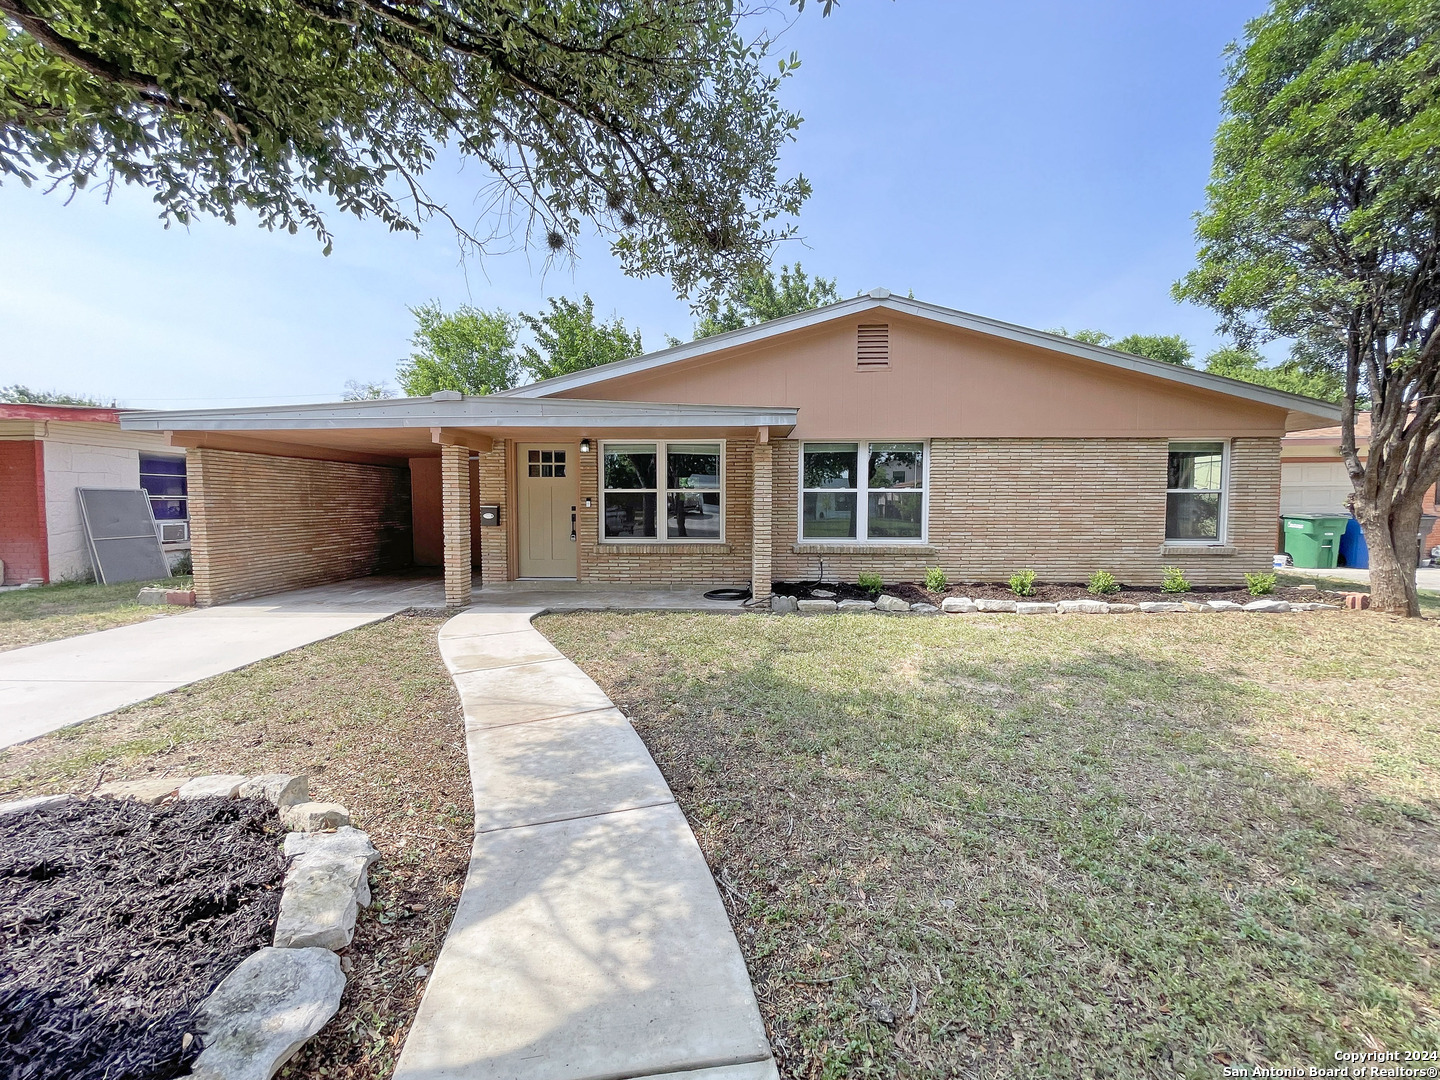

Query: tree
[342,378,397,400]
[396,302,518,396]
[694,262,841,338]
[1203,348,1346,403]
[1050,329,1195,366]
[0,384,107,405]
[519,295,642,383]
[1174,0,1440,616]
[0,1,817,298]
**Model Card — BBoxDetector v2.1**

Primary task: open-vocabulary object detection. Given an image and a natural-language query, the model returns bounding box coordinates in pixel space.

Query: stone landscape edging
[771,593,1337,615]
[0,773,376,1080]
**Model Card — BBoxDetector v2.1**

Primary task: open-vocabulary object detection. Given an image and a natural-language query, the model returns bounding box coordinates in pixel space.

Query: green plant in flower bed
[1246,572,1277,596]
[1009,569,1037,597]
[856,572,883,597]
[924,566,948,592]
[1087,570,1120,595]
[1161,566,1192,594]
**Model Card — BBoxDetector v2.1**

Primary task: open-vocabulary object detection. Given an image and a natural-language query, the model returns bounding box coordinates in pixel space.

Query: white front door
[517,444,578,578]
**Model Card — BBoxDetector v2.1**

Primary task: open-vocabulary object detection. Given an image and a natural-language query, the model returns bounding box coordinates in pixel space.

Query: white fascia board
[119,396,797,432]
[503,294,1343,424]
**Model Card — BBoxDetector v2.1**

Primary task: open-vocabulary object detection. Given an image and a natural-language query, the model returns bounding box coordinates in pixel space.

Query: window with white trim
[801,441,926,541]
[602,441,723,541]
[1166,441,1226,541]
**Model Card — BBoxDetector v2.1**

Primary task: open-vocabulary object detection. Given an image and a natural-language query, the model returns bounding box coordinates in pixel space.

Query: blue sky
[0,0,1267,408]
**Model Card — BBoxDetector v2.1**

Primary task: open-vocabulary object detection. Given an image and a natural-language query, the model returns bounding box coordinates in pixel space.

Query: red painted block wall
[0,440,47,584]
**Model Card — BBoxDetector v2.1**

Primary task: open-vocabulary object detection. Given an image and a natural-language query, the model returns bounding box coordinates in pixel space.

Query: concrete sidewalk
[1285,565,1440,591]
[395,594,776,1080]
[0,575,444,749]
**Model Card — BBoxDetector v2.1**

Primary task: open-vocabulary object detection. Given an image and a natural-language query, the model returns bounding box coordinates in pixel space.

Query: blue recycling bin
[1339,517,1369,569]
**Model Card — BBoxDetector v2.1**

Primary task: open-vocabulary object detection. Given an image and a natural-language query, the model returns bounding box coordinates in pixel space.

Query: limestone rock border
[0,772,376,1080]
[772,593,1339,616]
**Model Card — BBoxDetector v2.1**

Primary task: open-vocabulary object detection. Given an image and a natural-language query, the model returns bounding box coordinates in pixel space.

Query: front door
[517,444,578,578]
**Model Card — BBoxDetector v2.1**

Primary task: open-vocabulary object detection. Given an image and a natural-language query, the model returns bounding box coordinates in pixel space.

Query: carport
[120,393,796,607]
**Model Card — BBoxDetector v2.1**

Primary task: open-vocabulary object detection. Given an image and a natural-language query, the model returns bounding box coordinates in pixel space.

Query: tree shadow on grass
[602,635,1440,1079]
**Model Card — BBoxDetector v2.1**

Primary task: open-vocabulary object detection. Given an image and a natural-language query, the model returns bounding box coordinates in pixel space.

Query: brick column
[476,442,509,586]
[441,443,471,606]
[750,441,773,602]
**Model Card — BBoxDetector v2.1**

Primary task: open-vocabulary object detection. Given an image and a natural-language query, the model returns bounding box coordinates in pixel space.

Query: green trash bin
[1282,513,1349,569]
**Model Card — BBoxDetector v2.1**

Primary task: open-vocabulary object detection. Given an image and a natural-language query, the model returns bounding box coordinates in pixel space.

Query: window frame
[599,439,726,544]
[798,439,930,544]
[138,452,188,525]
[1164,439,1229,544]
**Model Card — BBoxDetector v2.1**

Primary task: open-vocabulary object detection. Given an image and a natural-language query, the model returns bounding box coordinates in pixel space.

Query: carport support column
[441,444,472,606]
[751,439,773,603]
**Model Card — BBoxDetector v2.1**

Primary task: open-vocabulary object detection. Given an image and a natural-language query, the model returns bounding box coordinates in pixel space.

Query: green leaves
[396,302,520,397]
[693,261,840,338]
[518,294,642,384]
[1,0,811,298]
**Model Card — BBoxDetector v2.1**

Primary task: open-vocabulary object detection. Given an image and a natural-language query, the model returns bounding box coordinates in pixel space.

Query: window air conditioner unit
[158,521,189,543]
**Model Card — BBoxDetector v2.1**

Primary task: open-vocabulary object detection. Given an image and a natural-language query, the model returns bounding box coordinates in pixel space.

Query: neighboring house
[1281,412,1440,555]
[0,403,190,585]
[120,291,1343,608]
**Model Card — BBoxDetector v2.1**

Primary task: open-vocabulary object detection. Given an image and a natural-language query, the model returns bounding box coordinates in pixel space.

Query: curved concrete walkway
[395,598,776,1080]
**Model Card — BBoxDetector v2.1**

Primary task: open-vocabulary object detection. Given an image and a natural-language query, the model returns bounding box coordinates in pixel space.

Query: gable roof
[499,290,1342,429]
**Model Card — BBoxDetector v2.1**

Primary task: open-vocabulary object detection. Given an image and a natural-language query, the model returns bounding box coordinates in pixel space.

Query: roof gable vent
[856,324,890,369]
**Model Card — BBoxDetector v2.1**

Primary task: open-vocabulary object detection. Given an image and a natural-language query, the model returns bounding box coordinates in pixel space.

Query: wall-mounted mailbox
[479,505,501,527]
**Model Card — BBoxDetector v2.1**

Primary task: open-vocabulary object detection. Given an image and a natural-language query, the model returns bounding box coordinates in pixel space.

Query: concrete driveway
[1285,565,1440,592]
[0,575,444,749]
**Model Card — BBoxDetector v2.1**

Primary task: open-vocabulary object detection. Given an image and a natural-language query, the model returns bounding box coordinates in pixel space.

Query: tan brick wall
[575,439,754,585]
[477,443,508,586]
[750,442,773,600]
[770,437,1281,587]
[441,444,471,606]
[189,448,411,606]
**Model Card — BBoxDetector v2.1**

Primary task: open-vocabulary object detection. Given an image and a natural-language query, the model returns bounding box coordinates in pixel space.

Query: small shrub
[1160,566,1192,594]
[924,566,948,593]
[1087,570,1120,595]
[1009,569,1037,597]
[170,552,193,576]
[857,572,883,596]
[1245,572,1276,596]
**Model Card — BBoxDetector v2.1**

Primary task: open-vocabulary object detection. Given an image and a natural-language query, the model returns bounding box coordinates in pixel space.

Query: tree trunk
[1356,496,1423,617]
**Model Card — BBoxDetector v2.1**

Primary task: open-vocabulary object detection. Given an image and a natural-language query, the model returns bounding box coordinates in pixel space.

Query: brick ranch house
[120,291,1343,608]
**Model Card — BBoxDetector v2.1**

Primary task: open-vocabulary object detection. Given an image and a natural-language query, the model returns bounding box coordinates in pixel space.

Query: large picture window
[602,441,723,541]
[801,441,925,541]
[1166,441,1226,541]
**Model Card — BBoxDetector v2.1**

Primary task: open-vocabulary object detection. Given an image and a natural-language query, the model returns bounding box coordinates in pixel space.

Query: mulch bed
[0,796,286,1080]
[773,579,1352,606]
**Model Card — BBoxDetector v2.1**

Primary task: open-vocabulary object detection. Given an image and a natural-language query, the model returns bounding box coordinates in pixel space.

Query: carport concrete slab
[0,575,443,749]
[453,658,615,729]
[398,802,771,1080]
[442,630,563,675]
[470,708,673,832]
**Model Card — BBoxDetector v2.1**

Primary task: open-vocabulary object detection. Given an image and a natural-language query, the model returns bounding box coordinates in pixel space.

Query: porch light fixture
[580,438,592,453]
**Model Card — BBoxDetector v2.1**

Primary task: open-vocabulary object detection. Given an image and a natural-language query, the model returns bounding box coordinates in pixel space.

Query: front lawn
[539,609,1440,1078]
[0,614,470,1080]
[0,575,194,651]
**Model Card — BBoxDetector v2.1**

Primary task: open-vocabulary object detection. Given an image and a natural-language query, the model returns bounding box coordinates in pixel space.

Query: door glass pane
[554,463,566,477]
[668,492,721,539]
[804,444,857,489]
[667,444,720,489]
[604,493,658,538]
[868,444,923,489]
[1167,443,1223,490]
[1166,492,1220,539]
[529,464,541,477]
[604,444,657,489]
[802,492,857,538]
[528,450,541,463]
[868,492,922,538]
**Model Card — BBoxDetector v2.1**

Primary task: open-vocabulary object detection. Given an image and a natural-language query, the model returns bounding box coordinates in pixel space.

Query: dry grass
[0,577,193,651]
[539,608,1440,1079]
[0,614,470,1080]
